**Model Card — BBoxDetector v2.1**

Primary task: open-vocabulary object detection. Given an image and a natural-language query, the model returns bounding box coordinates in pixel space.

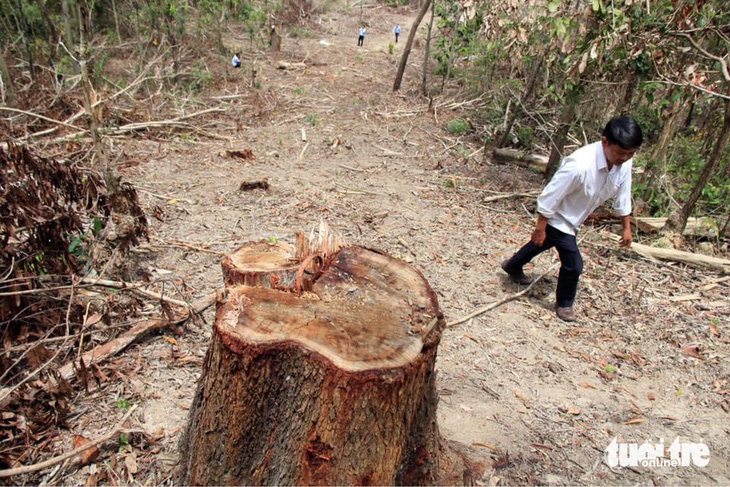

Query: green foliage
[634,134,730,217]
[289,26,313,38]
[119,432,129,451]
[292,86,305,95]
[515,124,535,149]
[184,61,213,93]
[446,118,470,135]
[443,177,461,189]
[116,398,132,410]
[388,42,394,55]
[268,235,277,244]
[305,114,319,126]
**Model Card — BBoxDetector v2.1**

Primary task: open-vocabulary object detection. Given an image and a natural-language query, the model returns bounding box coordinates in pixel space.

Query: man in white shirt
[358,26,366,47]
[501,116,643,322]
[394,24,401,43]
[231,53,241,68]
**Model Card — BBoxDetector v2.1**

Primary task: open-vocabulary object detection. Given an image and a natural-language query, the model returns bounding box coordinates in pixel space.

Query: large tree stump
[179,243,484,485]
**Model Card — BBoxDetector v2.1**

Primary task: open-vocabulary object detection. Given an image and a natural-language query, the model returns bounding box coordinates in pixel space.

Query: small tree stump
[179,244,482,485]
[221,240,299,289]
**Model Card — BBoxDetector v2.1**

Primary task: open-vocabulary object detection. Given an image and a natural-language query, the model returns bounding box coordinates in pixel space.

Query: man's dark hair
[602,115,643,149]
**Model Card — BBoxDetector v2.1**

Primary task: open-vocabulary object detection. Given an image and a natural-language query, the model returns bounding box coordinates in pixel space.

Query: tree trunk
[421,0,435,97]
[637,90,685,189]
[616,70,636,114]
[393,0,432,91]
[111,0,121,39]
[665,95,730,234]
[13,0,35,81]
[61,0,75,49]
[179,243,485,485]
[440,7,460,93]
[77,1,118,195]
[498,52,545,148]
[544,88,580,179]
[0,47,15,107]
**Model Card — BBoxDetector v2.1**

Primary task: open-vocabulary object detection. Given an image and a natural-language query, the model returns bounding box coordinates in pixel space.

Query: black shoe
[500,259,532,285]
[556,306,577,322]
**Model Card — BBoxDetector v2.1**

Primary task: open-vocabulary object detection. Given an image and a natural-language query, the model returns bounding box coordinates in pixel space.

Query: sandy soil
[54,4,730,485]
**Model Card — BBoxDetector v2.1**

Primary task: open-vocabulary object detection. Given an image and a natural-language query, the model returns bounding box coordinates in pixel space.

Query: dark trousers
[505,225,583,307]
[358,35,364,46]
[395,33,399,43]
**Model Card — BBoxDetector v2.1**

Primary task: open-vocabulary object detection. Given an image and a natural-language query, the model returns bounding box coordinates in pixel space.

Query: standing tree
[421,0,436,96]
[393,0,433,91]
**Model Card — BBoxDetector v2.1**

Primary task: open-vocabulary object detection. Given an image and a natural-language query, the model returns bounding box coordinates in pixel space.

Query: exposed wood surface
[179,244,483,485]
[492,148,548,173]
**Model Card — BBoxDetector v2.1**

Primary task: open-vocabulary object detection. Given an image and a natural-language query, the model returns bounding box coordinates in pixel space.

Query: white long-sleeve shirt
[537,141,632,236]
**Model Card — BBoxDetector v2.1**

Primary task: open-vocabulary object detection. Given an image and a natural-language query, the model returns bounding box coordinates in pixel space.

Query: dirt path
[63,4,730,485]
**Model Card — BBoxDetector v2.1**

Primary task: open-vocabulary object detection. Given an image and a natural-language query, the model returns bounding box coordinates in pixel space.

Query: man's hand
[619,215,632,247]
[619,227,632,247]
[531,228,546,246]
[532,214,549,246]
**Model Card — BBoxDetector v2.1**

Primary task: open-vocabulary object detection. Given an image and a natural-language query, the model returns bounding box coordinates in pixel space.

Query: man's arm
[613,164,633,247]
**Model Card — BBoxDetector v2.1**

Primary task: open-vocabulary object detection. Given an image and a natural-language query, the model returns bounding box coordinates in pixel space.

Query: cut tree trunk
[179,244,485,485]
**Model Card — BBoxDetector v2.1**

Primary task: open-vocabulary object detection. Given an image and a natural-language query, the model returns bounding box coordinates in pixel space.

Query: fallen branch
[0,405,138,478]
[57,292,217,381]
[79,277,190,307]
[482,191,539,203]
[447,263,560,327]
[45,108,226,145]
[0,106,82,130]
[150,238,226,256]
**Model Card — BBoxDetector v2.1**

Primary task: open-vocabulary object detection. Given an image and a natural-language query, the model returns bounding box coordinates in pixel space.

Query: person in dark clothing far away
[393,24,401,43]
[358,26,366,47]
[231,53,241,68]
[500,115,643,322]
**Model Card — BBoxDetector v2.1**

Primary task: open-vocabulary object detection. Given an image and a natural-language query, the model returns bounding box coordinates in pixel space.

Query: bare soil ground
[50,4,729,486]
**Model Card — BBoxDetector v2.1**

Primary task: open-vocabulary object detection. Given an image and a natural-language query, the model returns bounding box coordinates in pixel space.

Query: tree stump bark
[179,244,484,485]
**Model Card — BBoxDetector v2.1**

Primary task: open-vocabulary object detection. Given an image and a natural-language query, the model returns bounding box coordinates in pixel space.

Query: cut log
[635,216,719,237]
[179,244,484,485]
[277,60,306,70]
[629,241,730,273]
[603,233,730,273]
[491,148,548,173]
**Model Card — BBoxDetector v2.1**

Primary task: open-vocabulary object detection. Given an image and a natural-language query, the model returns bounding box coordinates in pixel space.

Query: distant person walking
[231,53,241,68]
[393,24,401,43]
[358,26,366,47]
